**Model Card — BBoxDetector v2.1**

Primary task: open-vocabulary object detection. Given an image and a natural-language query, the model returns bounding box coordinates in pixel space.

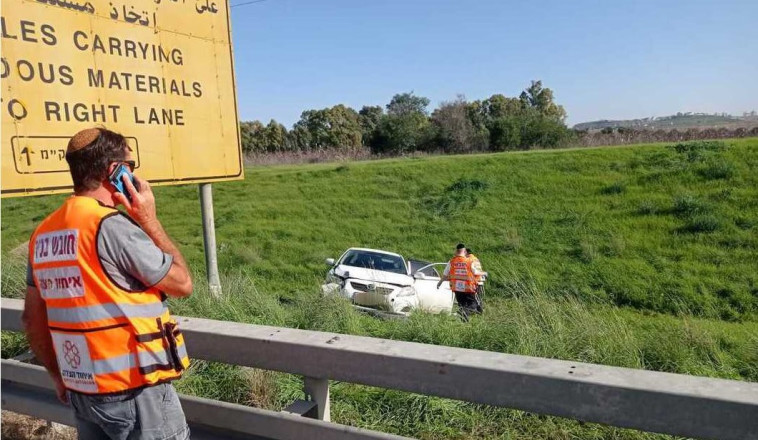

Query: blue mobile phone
[108,164,137,202]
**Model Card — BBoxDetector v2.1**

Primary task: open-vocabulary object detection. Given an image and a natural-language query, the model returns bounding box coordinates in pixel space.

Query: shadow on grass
[420,178,490,218]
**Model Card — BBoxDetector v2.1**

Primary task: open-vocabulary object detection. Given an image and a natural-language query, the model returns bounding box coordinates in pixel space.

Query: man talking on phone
[23,128,194,439]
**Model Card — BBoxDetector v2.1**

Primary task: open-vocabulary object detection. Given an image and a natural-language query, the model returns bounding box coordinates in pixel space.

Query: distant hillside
[574,112,758,131]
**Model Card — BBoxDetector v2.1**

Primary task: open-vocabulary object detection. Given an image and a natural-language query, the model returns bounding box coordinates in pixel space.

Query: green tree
[373,113,432,154]
[431,95,486,152]
[483,94,523,119]
[263,119,288,152]
[358,105,384,147]
[294,109,329,150]
[370,92,433,154]
[466,100,487,129]
[292,105,362,150]
[289,125,311,151]
[325,104,362,150]
[519,109,573,148]
[489,117,521,151]
[246,81,571,155]
[386,92,430,117]
[519,80,567,121]
[239,120,266,153]
[466,82,571,150]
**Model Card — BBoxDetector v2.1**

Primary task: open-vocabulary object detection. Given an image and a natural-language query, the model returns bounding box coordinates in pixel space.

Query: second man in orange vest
[437,243,485,317]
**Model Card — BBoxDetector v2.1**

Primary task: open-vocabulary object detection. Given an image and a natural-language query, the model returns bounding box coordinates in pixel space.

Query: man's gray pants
[68,383,190,440]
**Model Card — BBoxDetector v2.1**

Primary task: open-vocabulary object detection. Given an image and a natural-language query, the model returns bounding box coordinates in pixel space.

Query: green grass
[2,138,757,439]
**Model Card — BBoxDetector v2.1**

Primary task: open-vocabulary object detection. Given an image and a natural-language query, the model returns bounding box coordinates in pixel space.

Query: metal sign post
[199,183,222,297]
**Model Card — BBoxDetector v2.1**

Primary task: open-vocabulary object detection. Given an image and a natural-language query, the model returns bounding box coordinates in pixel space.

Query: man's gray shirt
[27,214,172,291]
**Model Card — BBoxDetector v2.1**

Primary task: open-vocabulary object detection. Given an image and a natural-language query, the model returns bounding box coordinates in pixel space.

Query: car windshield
[408,259,440,278]
[339,250,407,275]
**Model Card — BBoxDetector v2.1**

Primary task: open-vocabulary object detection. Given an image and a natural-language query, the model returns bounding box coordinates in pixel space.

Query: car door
[409,261,454,314]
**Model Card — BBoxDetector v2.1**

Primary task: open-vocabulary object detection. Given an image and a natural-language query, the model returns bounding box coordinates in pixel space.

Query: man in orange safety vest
[437,243,484,316]
[466,248,485,314]
[23,127,193,439]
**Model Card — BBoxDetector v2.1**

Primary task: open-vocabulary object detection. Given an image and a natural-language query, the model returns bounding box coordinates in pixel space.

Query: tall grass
[169,268,756,439]
[5,257,752,437]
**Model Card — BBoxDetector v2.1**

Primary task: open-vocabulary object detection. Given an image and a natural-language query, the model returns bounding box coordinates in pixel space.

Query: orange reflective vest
[448,255,477,293]
[29,196,189,395]
[469,254,483,285]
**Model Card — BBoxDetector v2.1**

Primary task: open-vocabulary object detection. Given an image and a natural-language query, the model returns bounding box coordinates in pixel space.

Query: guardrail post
[304,377,330,421]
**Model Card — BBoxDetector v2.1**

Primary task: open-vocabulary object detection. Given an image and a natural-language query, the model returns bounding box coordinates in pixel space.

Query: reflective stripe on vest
[31,197,190,394]
[47,301,167,324]
[93,344,189,375]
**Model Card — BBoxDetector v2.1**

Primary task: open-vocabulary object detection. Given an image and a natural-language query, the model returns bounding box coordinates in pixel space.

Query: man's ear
[103,163,117,188]
[106,162,118,178]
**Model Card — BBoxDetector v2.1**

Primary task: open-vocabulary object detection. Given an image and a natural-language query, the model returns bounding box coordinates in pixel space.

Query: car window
[408,259,440,278]
[340,250,407,275]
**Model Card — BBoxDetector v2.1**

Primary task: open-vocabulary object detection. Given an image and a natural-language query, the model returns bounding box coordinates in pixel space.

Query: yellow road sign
[1,0,243,197]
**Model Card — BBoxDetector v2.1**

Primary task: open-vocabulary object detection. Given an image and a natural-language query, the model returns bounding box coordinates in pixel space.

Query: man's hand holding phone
[113,169,193,298]
[114,174,158,230]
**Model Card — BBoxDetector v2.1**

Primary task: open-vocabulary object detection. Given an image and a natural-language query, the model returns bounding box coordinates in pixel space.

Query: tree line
[240,80,573,155]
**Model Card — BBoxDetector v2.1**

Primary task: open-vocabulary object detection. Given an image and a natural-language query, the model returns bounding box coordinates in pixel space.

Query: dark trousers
[454,291,482,315]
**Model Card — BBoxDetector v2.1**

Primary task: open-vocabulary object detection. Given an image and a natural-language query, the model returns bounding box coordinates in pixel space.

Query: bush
[672,195,708,218]
[682,215,721,233]
[602,235,626,257]
[671,140,726,162]
[423,178,490,217]
[672,140,725,153]
[637,200,660,215]
[372,113,435,154]
[698,160,736,180]
[601,182,626,195]
[489,117,521,151]
[573,239,598,263]
[520,114,573,149]
[734,217,754,230]
[501,228,522,252]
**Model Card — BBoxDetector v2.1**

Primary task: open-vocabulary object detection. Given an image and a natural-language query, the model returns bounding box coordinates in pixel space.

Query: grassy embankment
[2,139,757,439]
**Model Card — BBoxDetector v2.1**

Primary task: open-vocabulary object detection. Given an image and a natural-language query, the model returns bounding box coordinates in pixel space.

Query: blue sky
[229,0,758,127]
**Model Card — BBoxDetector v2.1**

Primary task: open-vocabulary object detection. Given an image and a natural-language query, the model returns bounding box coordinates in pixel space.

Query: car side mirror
[325,258,335,266]
[413,271,426,280]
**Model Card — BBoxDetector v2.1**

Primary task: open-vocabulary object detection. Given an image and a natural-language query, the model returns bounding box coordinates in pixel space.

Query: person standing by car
[437,243,483,317]
[466,248,485,314]
[23,128,193,439]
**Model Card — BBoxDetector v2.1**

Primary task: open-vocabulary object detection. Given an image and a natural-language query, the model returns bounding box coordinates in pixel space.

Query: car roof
[343,247,405,259]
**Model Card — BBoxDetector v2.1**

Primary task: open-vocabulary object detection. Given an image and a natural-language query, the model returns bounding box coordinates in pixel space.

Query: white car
[321,248,454,316]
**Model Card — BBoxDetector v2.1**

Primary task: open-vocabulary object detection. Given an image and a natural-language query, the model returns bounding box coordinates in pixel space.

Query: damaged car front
[321,248,419,315]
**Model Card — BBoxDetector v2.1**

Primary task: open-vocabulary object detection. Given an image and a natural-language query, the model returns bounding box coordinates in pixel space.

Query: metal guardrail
[2,298,758,440]
[1,359,404,440]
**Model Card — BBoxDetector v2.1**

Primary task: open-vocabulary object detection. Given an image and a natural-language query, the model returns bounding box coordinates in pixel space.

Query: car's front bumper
[321,279,418,315]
